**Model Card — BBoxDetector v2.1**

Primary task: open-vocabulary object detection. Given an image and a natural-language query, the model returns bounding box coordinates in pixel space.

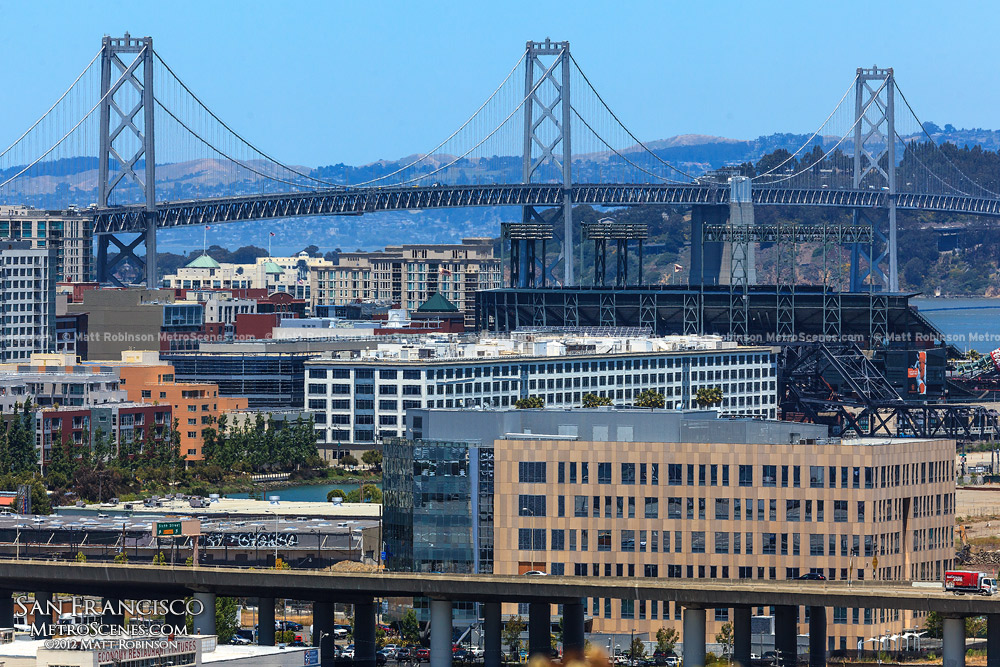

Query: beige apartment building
[310,238,500,326]
[0,205,93,282]
[491,434,955,652]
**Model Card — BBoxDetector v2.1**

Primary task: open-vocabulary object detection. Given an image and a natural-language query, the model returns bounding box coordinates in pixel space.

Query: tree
[715,622,734,659]
[398,608,420,645]
[630,637,646,659]
[635,390,665,409]
[75,551,87,563]
[215,597,240,643]
[503,615,526,657]
[656,627,678,654]
[514,396,544,409]
[581,393,612,408]
[113,551,128,564]
[345,484,383,503]
[153,552,166,565]
[340,454,359,468]
[694,387,724,408]
[327,488,347,502]
[274,557,291,570]
[362,450,383,471]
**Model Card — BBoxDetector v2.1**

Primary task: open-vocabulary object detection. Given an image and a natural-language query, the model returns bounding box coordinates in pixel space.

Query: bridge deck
[1,560,997,614]
[91,184,1000,233]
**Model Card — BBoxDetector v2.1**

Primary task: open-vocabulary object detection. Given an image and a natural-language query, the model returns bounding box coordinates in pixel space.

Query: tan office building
[0,205,93,283]
[491,434,955,652]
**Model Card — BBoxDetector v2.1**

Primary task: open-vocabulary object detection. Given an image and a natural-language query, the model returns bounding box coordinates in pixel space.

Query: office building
[0,205,93,282]
[310,238,500,327]
[0,240,56,362]
[384,408,955,649]
[0,354,125,410]
[161,251,318,301]
[305,332,778,456]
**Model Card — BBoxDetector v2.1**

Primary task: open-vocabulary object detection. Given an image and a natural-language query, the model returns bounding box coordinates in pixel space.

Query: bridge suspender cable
[0,49,101,161]
[751,76,858,180]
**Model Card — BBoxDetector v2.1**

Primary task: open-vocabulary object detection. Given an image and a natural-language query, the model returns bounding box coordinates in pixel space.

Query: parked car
[453,648,472,663]
[230,634,251,645]
[376,652,388,666]
[415,647,431,662]
[795,572,826,581]
[342,645,356,659]
[395,647,411,661]
[664,656,681,667]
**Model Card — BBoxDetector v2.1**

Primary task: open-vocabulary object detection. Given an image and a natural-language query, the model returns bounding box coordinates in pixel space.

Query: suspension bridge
[2,34,999,295]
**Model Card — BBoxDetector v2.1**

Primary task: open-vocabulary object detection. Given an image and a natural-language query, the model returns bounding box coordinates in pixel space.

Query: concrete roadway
[0,560,997,615]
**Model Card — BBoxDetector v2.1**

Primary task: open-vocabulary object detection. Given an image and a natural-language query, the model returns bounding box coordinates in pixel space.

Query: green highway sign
[156,521,182,537]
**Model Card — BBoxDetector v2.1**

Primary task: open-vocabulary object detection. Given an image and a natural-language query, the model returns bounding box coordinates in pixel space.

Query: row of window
[517,527,924,557]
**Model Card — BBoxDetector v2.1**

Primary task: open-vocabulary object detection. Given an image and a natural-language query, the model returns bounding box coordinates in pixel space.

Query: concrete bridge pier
[774,605,797,667]
[483,602,502,667]
[528,602,550,658]
[808,606,826,667]
[987,615,1000,667]
[33,592,53,638]
[0,590,13,629]
[682,606,706,667]
[354,599,377,667]
[430,599,453,667]
[562,599,585,660]
[192,592,216,636]
[257,597,275,646]
[312,601,334,666]
[732,606,752,667]
[943,616,967,667]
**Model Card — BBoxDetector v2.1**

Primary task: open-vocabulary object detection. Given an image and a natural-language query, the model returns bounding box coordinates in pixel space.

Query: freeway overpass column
[354,599,377,667]
[682,606,706,667]
[430,599,453,667]
[943,616,967,667]
[192,592,216,636]
[807,607,826,667]
[257,597,275,646]
[773,605,797,667]
[528,602,550,658]
[732,606,751,667]
[312,601,334,667]
[0,590,13,629]
[483,602,502,667]
[987,614,1000,667]
[562,599,585,660]
[33,592,53,638]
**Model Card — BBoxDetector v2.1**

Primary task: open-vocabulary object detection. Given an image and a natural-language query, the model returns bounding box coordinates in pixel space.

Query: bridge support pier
[808,606,826,667]
[987,614,1000,667]
[355,599,377,667]
[313,601,334,665]
[430,599,453,667]
[0,590,13,629]
[774,605,797,667]
[562,599,585,661]
[484,602,502,667]
[257,597,275,646]
[732,606,751,667]
[528,601,550,658]
[192,592,216,635]
[33,592,53,638]
[943,616,967,667]
[682,606,706,667]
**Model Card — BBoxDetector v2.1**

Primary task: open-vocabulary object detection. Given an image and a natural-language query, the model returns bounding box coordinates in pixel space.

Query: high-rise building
[384,408,956,649]
[310,238,500,327]
[0,240,55,362]
[0,205,92,283]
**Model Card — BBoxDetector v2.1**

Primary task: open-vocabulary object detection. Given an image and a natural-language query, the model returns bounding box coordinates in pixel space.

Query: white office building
[303,332,779,457]
[0,240,55,362]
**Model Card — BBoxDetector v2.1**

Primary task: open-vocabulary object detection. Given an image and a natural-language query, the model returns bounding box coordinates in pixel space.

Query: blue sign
[304,648,320,666]
[380,551,387,561]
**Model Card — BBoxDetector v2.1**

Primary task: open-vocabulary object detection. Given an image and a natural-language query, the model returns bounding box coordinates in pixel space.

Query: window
[518,528,546,550]
[762,465,776,487]
[574,496,589,517]
[551,530,565,551]
[714,532,730,554]
[597,530,612,551]
[621,463,636,484]
[598,463,612,484]
[691,531,706,553]
[667,497,681,519]
[834,500,848,522]
[581,462,589,483]
[810,534,825,556]
[644,497,658,519]
[644,564,658,578]
[621,530,636,552]
[558,462,565,483]
[739,465,753,487]
[810,466,824,488]
[668,464,682,485]
[786,500,800,522]
[762,533,777,555]
[518,495,546,517]
[519,462,546,483]
[715,498,730,520]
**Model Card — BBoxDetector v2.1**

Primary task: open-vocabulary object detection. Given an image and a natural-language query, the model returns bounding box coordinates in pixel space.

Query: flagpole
[203,226,208,255]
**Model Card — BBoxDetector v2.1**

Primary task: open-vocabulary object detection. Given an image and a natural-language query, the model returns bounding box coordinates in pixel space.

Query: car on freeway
[795,572,826,581]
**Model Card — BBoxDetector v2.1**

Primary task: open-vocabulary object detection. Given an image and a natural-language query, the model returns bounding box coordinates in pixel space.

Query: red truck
[945,570,997,595]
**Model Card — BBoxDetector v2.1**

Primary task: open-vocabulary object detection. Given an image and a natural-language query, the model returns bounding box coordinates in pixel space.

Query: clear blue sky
[0,0,996,166]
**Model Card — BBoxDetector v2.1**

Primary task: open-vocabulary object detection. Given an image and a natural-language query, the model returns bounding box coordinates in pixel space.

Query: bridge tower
[521,39,574,285]
[849,66,897,294]
[95,34,157,287]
